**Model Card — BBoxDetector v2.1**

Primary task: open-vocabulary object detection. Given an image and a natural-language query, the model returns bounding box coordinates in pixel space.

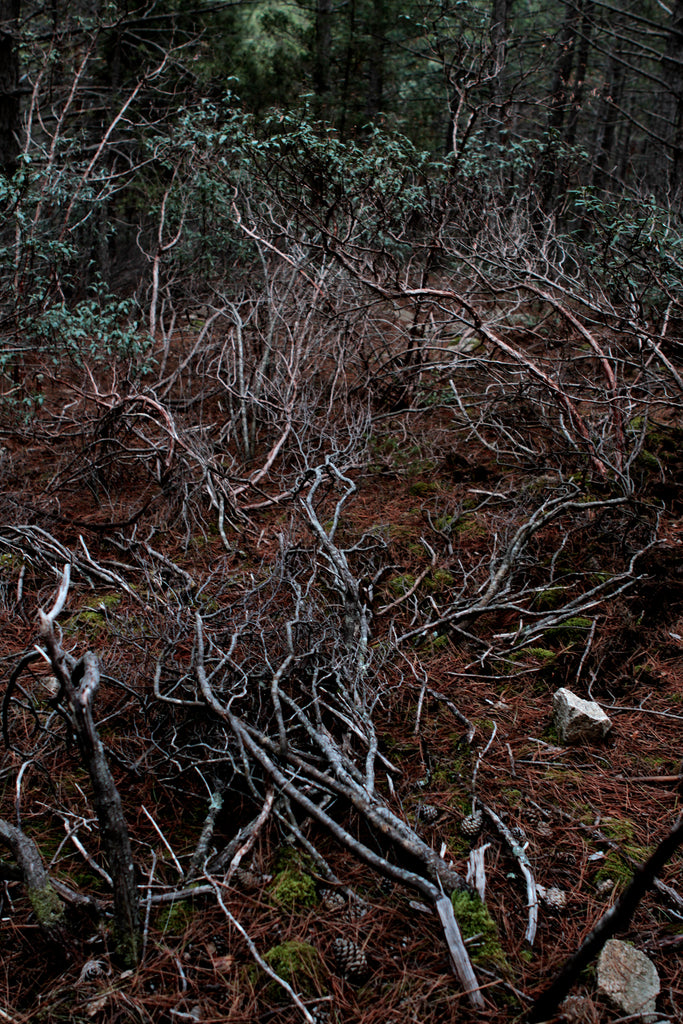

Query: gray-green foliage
[21,283,151,369]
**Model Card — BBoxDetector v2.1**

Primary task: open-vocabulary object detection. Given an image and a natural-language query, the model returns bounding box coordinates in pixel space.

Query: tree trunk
[69,652,141,967]
[565,0,593,150]
[592,43,625,191]
[0,0,21,177]
[364,0,386,121]
[662,0,683,194]
[539,0,581,209]
[488,0,512,144]
[313,0,332,108]
[339,0,357,138]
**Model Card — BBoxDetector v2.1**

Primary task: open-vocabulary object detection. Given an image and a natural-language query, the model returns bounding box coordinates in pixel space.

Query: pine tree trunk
[0,0,21,177]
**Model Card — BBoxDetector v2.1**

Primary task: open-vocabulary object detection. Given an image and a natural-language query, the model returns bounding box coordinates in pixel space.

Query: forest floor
[0,326,681,1024]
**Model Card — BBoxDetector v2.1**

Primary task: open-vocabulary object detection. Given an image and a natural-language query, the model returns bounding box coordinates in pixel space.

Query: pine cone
[460,810,483,839]
[344,901,369,923]
[76,960,108,987]
[510,825,527,844]
[418,803,441,824]
[539,885,567,910]
[331,938,368,983]
[233,866,264,891]
[320,889,347,913]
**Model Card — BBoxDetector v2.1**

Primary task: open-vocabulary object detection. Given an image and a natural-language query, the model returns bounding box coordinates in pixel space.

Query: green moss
[269,866,317,909]
[257,941,323,997]
[389,573,416,596]
[453,515,487,539]
[451,891,509,971]
[91,592,122,609]
[156,899,195,936]
[601,817,635,842]
[595,851,633,890]
[29,882,66,931]
[425,569,454,592]
[65,593,122,638]
[543,617,593,642]
[408,480,439,497]
[431,766,463,787]
[636,449,660,471]
[570,803,595,825]
[518,647,557,663]
[533,588,566,610]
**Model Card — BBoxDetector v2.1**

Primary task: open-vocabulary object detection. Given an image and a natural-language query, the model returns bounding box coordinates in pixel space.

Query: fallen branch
[528,815,683,1022]
[38,568,141,966]
[481,801,538,946]
[0,819,68,948]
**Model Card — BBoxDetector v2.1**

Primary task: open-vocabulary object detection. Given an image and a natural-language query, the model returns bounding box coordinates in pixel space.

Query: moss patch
[518,647,557,664]
[451,891,509,972]
[389,573,416,596]
[156,899,195,936]
[601,817,635,842]
[543,617,593,643]
[269,854,317,910]
[533,587,566,610]
[29,881,66,931]
[257,941,323,997]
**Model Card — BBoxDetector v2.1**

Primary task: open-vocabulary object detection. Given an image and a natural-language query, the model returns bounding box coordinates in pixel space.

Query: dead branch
[528,815,683,1022]
[37,569,141,966]
[0,819,68,948]
[481,801,538,947]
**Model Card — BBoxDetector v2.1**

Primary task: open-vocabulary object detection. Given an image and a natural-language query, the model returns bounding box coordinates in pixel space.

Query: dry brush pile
[0,139,682,1022]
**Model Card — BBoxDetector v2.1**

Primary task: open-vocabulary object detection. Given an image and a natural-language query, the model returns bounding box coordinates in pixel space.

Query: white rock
[597,939,660,1021]
[552,687,612,744]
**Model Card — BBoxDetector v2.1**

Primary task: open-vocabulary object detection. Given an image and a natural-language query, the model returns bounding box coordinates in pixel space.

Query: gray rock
[597,939,660,1021]
[552,687,612,744]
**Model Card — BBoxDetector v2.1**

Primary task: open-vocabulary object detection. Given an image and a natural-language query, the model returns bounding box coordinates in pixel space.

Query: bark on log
[0,818,68,948]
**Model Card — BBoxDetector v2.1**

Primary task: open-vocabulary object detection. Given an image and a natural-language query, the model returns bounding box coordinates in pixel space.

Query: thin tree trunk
[339,0,357,138]
[313,0,332,107]
[364,0,386,121]
[539,0,580,209]
[0,0,21,177]
[565,0,593,150]
[662,0,683,193]
[488,0,512,144]
[40,617,141,967]
[592,44,625,191]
